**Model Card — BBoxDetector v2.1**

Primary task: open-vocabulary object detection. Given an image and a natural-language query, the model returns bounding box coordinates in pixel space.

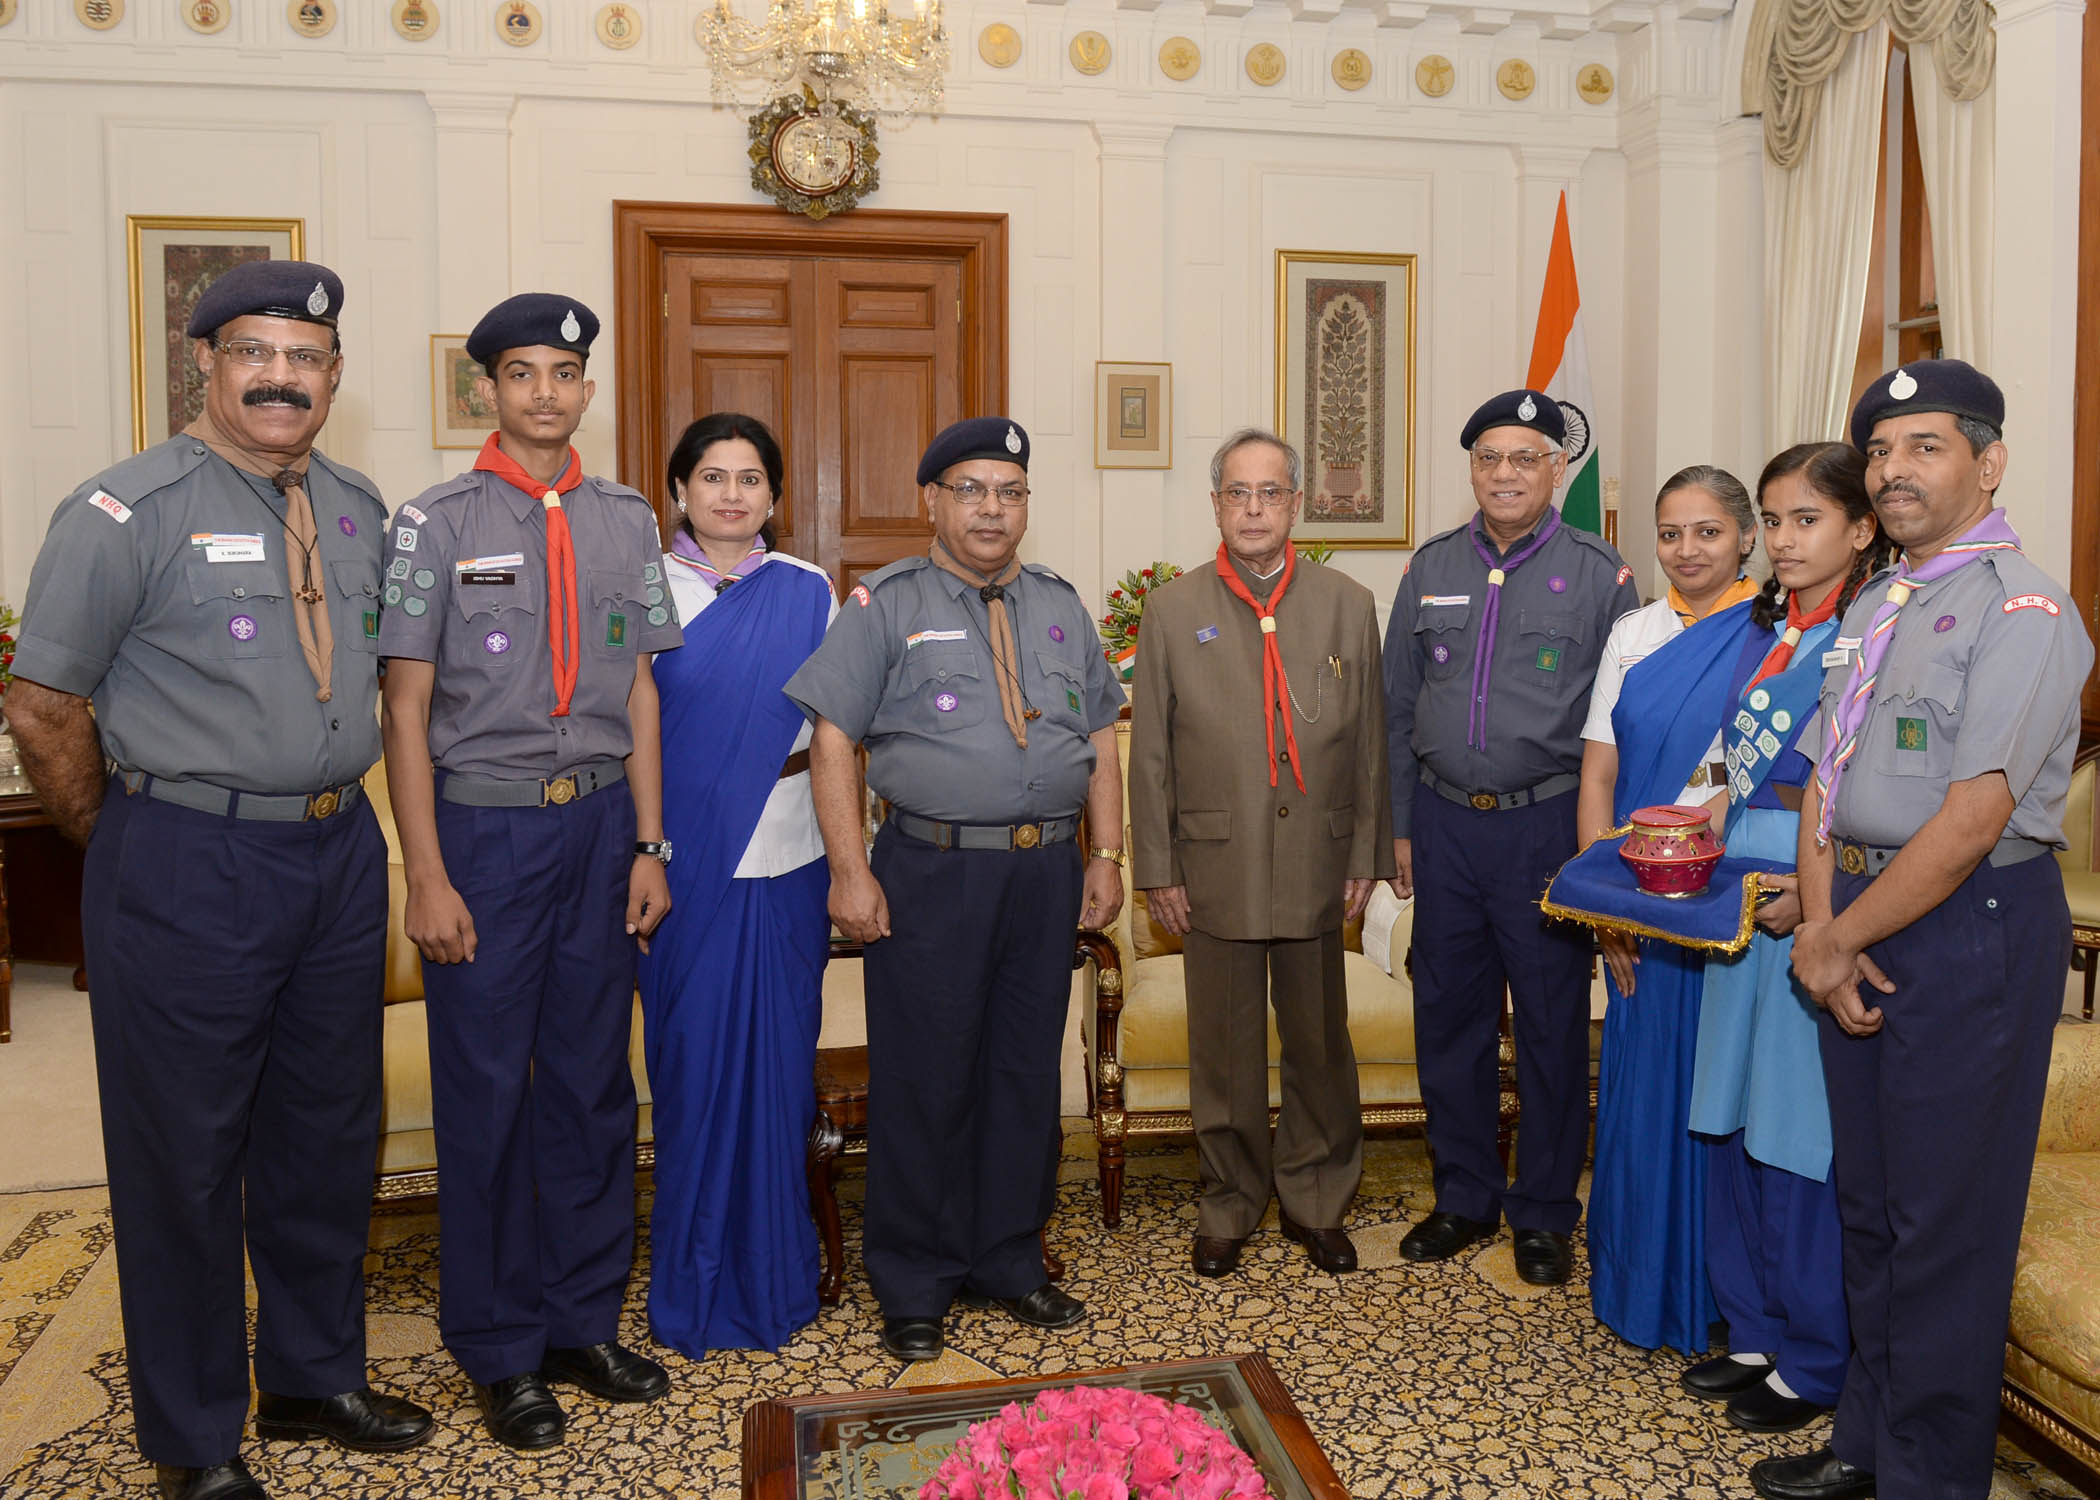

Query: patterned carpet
[0,1140,2090,1499]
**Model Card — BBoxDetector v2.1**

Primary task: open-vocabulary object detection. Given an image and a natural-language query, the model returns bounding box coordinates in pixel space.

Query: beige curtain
[1765,22,1890,448]
[1907,45,1993,365]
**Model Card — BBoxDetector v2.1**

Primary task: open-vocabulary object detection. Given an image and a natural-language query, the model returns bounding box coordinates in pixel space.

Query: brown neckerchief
[185,410,334,703]
[928,540,1030,748]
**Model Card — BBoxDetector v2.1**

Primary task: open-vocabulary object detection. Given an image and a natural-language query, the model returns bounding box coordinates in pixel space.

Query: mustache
[243,384,313,409]
[1876,479,1923,503]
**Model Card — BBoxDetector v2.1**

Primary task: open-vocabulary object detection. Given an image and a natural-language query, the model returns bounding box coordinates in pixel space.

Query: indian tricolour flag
[1524,191,1602,534]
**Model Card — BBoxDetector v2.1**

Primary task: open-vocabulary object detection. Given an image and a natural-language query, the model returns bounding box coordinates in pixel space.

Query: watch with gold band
[1089,846,1127,867]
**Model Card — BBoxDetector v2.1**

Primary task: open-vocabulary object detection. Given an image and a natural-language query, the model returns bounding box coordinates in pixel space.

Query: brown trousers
[1182,927,1363,1239]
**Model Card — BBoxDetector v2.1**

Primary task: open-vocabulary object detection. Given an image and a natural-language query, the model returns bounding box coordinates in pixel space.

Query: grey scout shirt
[782,555,1126,824]
[14,437,387,794]
[376,468,682,779]
[1382,512,1642,836]
[1795,548,2092,850]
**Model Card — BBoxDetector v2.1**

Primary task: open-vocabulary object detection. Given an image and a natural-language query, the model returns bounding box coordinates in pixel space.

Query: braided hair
[1749,441,1893,631]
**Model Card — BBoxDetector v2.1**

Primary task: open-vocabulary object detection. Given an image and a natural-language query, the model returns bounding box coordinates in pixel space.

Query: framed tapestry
[1094,360,1172,469]
[1273,250,1417,549]
[126,215,305,452]
[430,335,499,449]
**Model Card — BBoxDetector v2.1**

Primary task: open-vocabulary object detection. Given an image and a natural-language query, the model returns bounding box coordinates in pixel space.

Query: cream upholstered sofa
[1081,718,1516,1227]
[2057,748,2099,1019]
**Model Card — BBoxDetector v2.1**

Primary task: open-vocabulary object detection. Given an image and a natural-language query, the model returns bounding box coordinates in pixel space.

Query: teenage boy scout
[1749,361,2093,1500]
[1381,388,1642,1286]
[8,260,433,1500]
[379,294,681,1453]
[785,417,1126,1365]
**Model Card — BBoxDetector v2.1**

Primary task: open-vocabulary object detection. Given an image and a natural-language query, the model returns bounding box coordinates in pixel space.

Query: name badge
[193,531,267,563]
[1419,594,1471,608]
[1820,647,1852,668]
[459,571,515,587]
[457,553,527,572]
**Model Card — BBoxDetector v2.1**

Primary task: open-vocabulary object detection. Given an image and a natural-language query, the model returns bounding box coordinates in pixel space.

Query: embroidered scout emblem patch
[403,596,427,617]
[338,515,356,537]
[1066,687,1082,714]
[1548,576,1566,593]
[1749,689,1771,711]
[1432,643,1450,664]
[395,528,418,552]
[228,615,258,641]
[1048,624,1065,643]
[647,605,670,626]
[389,557,411,579]
[936,692,959,712]
[1934,615,1956,633]
[1535,645,1561,672]
[363,610,379,640]
[384,583,403,605]
[1772,710,1792,733]
[606,612,628,647]
[412,569,436,590]
[1896,716,1927,752]
[646,585,665,606]
[485,630,511,654]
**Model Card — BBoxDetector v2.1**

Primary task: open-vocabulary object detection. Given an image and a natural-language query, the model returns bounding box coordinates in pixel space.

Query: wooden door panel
[839,357,935,533]
[835,280,938,330]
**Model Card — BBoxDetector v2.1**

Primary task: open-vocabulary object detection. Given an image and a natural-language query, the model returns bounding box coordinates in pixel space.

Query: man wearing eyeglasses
[7,260,433,1500]
[1382,388,1642,1286]
[785,416,1126,1364]
[1127,428,1393,1279]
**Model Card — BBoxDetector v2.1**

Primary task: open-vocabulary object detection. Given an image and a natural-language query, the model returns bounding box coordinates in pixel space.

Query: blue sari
[1588,598,1756,1354]
[639,559,835,1354]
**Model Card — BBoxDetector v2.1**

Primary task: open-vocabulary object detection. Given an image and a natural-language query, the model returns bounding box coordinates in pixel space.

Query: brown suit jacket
[1127,556,1394,942]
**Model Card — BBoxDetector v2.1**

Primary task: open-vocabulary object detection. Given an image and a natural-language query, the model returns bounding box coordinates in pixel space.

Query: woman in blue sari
[640,412,838,1356]
[1680,443,1887,1431]
[1577,465,1760,1354]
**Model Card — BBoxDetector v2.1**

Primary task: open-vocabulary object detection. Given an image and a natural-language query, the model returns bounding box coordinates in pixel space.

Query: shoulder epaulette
[1983,550,2072,610]
[1562,525,1627,565]
[306,451,386,513]
[85,437,211,509]
[860,555,931,592]
[409,471,483,512]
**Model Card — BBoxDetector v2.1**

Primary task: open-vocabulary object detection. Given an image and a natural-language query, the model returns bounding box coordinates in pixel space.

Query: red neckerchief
[474,433,584,716]
[1745,576,1845,692]
[1214,543,1307,794]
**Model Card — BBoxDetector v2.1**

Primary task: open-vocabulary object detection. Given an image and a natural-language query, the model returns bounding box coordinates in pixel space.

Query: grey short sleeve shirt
[376,469,682,778]
[13,438,388,793]
[1809,550,2093,848]
[783,557,1125,822]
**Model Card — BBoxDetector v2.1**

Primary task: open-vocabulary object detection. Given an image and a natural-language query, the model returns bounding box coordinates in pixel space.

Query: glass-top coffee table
[741,1352,1348,1499]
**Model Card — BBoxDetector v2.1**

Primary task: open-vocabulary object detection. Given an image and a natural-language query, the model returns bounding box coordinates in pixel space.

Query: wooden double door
[615,204,1008,596]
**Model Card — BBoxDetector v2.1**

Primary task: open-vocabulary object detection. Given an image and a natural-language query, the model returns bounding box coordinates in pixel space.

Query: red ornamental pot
[1621,804,1725,898]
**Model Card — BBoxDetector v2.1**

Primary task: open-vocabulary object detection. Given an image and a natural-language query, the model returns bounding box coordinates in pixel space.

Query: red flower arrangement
[1098,562,1183,683]
[919,1384,1275,1500]
[0,599,19,696]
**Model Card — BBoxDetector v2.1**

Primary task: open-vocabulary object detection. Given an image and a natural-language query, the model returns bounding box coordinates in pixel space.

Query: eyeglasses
[1213,485,1296,511]
[930,479,1030,507]
[212,339,337,373]
[1469,447,1551,473]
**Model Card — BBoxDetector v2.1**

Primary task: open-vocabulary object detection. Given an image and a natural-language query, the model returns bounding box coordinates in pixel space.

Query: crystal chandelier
[701,0,949,121]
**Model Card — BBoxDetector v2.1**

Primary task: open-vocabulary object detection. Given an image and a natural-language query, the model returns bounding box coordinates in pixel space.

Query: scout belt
[1834,834,2053,878]
[779,749,811,780]
[1422,768,1580,813]
[440,760,626,808]
[889,810,1079,851]
[120,770,362,823]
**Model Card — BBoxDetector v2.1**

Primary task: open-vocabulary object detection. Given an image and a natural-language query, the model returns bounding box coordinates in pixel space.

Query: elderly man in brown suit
[1128,427,1394,1277]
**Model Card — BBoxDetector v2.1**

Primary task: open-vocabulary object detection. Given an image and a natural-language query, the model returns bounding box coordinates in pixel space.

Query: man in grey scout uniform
[379,294,681,1453]
[7,260,432,1500]
[1750,361,2092,1500]
[1381,388,1642,1286]
[785,416,1127,1364]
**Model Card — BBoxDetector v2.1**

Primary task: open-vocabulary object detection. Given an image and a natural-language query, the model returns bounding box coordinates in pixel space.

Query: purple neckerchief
[669,529,768,590]
[1812,507,2022,843]
[1464,506,1563,749]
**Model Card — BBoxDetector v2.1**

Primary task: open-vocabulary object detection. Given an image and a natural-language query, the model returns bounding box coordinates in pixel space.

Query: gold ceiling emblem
[978,22,1020,68]
[1496,57,1536,100]
[1415,54,1454,97]
[1331,48,1371,91]
[595,3,640,49]
[1576,63,1615,104]
[1068,30,1111,75]
[286,0,335,37]
[1245,42,1285,86]
[75,0,125,29]
[392,0,438,39]
[182,0,230,35]
[1159,36,1200,81]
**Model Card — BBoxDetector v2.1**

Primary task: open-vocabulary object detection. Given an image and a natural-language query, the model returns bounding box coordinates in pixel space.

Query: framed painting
[430,335,499,448]
[1274,250,1417,549]
[1094,360,1172,469]
[126,215,305,452]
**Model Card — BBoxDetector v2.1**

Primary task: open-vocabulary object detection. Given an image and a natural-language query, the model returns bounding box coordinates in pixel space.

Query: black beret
[1459,389,1565,451]
[466,293,600,369]
[1849,359,2004,451]
[185,259,345,337]
[916,416,1030,486]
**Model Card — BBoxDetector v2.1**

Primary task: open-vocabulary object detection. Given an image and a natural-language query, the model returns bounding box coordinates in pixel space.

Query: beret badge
[1005,426,1022,454]
[1517,393,1538,421]
[1888,368,1918,399]
[561,309,582,342]
[305,281,330,317]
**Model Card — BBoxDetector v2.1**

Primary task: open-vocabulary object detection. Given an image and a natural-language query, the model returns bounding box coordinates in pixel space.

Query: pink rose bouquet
[920,1384,1276,1500]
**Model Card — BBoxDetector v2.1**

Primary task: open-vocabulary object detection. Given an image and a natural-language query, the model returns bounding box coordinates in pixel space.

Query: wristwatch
[635,840,674,866]
[1089,846,1128,867]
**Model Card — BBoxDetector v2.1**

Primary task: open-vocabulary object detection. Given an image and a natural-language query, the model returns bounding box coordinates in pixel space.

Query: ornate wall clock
[747,93,880,221]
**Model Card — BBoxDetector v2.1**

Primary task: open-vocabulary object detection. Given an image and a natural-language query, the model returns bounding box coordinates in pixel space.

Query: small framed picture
[1094,361,1172,469]
[430,335,497,449]
[126,215,305,452]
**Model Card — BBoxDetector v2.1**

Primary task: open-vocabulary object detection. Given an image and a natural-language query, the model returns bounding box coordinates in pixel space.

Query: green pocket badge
[606,611,628,648]
[1066,687,1082,714]
[1536,645,1562,673]
[362,609,379,640]
[1896,715,1926,752]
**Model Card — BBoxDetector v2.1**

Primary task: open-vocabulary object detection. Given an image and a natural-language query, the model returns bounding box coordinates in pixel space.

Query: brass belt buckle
[308,789,341,820]
[1839,842,1868,876]
[546,776,578,806]
[1014,823,1042,849]
[1470,792,1497,812]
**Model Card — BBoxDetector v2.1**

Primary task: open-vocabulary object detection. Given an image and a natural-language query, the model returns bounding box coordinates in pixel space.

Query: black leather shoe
[1398,1211,1498,1262]
[1192,1235,1244,1277]
[156,1461,266,1500]
[540,1342,670,1403]
[959,1283,1088,1329]
[254,1387,435,1452]
[1511,1229,1572,1285]
[1681,1353,1775,1400]
[1279,1216,1358,1272]
[472,1373,565,1451]
[881,1316,943,1362]
[1727,1380,1831,1434]
[1749,1446,1875,1500]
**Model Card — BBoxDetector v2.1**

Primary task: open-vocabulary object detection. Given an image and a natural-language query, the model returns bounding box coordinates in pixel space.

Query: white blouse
[1582,596,1723,809]
[663,548,839,880]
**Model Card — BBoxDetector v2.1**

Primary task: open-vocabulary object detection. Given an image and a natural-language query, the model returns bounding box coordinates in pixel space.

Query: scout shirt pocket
[1175,809,1231,841]
[1034,649,1087,727]
[1517,608,1587,677]
[450,563,538,669]
[587,568,642,657]
[330,558,383,654]
[889,642,985,732]
[1414,599,1472,680]
[186,553,288,661]
[1868,660,1962,780]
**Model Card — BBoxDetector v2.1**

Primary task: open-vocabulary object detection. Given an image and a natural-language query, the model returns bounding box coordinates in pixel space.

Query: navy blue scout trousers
[861,823,1083,1317]
[1705,1131,1848,1405]
[1822,854,2067,1500]
[1409,782,1594,1234]
[421,780,639,1384]
[82,782,386,1466]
